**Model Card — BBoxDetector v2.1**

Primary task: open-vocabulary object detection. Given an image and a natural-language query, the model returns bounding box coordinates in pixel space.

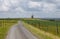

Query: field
[23,22,52,39]
[22,19,60,37]
[0,19,18,39]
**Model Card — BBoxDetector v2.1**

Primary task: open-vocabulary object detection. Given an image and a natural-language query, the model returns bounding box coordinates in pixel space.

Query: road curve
[6,21,38,39]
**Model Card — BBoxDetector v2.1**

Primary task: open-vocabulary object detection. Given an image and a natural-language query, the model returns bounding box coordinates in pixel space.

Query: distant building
[31,15,34,18]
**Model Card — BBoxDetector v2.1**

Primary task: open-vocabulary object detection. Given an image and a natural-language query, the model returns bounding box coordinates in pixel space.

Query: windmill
[31,13,34,19]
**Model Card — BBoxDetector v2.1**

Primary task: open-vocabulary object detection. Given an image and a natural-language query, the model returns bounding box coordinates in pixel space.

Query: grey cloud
[31,0,42,2]
[0,0,60,18]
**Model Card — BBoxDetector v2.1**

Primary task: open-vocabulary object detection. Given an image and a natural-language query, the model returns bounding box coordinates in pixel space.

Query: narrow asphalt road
[6,21,38,39]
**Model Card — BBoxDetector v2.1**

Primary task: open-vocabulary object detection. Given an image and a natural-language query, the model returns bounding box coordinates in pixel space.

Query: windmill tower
[31,14,34,19]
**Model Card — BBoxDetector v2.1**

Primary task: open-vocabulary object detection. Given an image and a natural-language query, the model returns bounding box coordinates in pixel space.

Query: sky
[0,0,60,18]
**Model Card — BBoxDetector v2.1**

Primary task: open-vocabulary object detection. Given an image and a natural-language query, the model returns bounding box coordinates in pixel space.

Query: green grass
[0,19,18,39]
[23,22,52,39]
[22,19,60,37]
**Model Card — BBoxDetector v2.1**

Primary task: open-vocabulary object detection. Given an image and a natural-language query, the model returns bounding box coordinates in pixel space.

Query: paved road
[6,21,38,39]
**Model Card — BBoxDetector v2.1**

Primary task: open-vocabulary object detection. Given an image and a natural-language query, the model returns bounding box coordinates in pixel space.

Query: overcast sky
[0,0,60,18]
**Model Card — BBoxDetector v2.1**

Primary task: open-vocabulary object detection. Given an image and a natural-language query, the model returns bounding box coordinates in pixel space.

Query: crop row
[23,19,60,37]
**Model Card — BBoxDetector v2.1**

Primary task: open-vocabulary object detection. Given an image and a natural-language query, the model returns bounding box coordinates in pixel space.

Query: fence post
[39,22,40,29]
[55,20,59,34]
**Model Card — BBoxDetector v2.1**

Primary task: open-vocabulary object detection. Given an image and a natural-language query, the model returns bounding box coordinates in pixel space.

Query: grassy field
[22,19,60,37]
[0,19,18,39]
[23,22,52,39]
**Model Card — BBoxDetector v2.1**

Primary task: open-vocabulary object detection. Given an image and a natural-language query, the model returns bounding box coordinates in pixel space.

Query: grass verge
[23,22,52,39]
[0,20,18,39]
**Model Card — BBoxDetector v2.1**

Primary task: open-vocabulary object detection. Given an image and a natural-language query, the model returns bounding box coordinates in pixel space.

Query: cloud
[15,7,26,13]
[27,1,56,13]
[0,0,60,18]
[28,1,42,8]
[0,0,10,11]
[0,0,22,11]
[42,2,56,13]
[0,0,57,12]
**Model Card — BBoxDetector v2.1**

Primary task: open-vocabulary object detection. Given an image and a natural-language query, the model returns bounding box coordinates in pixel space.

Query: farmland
[22,19,60,37]
[0,19,18,39]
